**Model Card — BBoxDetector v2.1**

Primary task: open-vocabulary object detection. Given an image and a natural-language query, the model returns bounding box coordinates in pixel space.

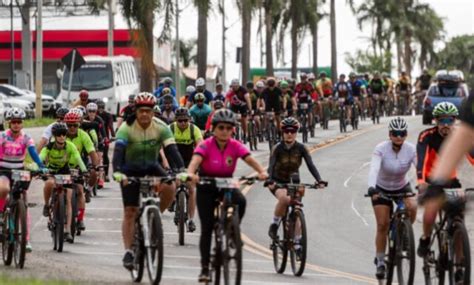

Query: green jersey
[40,141,87,172]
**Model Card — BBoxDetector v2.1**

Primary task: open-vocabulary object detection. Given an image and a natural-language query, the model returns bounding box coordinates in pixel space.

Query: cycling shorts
[371,184,413,210]
[230,104,249,117]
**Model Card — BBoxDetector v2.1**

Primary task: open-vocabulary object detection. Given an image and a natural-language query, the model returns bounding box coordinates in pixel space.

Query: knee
[376,222,390,234]
[124,207,138,220]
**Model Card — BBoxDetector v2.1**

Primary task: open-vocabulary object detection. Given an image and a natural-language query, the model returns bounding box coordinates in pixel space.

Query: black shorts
[371,184,413,209]
[121,182,141,207]
[230,104,248,116]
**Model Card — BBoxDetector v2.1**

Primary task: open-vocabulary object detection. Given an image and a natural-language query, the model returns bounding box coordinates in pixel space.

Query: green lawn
[23,117,55,128]
[0,275,74,285]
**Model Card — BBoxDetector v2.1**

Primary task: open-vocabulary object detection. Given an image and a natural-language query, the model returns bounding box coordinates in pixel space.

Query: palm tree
[263,0,275,76]
[194,0,211,79]
[308,0,327,75]
[240,0,254,82]
[330,0,337,81]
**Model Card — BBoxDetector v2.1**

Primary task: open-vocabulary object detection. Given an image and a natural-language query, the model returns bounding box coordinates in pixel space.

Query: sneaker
[168,201,175,213]
[77,221,86,231]
[294,247,303,262]
[417,237,430,258]
[454,269,464,283]
[26,242,32,253]
[187,220,196,233]
[42,205,50,217]
[375,264,386,280]
[64,232,73,243]
[268,223,278,240]
[98,178,104,189]
[122,251,135,271]
[198,267,210,283]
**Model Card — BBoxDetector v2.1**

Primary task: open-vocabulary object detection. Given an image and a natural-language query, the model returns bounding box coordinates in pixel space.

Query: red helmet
[79,89,89,100]
[135,92,156,108]
[64,111,82,123]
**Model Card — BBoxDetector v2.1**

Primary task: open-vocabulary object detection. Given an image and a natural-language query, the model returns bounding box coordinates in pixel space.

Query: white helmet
[86,102,98,112]
[196,77,206,87]
[230,78,240,87]
[186,85,196,94]
[388,117,408,131]
[5,107,26,120]
[256,80,265,88]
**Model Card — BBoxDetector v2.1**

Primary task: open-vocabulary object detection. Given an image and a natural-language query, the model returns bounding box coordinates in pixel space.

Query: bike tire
[290,210,307,277]
[268,124,275,151]
[13,200,27,269]
[423,226,446,285]
[178,190,186,246]
[71,188,78,241]
[213,223,223,285]
[301,116,308,143]
[248,121,255,151]
[146,207,164,285]
[56,192,65,252]
[2,208,13,266]
[386,235,397,284]
[396,219,416,285]
[223,210,242,285]
[131,223,145,282]
[448,221,471,285]
[272,218,288,274]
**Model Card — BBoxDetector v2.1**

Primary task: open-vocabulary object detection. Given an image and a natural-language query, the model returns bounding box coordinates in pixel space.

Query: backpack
[170,123,196,145]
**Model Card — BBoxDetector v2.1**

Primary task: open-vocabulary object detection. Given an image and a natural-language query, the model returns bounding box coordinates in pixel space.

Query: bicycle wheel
[2,208,13,266]
[248,120,254,151]
[268,124,275,151]
[71,188,78,240]
[301,116,308,143]
[13,200,27,269]
[146,207,164,285]
[289,210,307,277]
[177,190,186,246]
[56,192,65,253]
[213,223,223,285]
[223,211,242,285]
[131,224,145,282]
[448,221,471,285]
[272,218,288,274]
[423,226,447,285]
[386,234,396,283]
[396,219,415,285]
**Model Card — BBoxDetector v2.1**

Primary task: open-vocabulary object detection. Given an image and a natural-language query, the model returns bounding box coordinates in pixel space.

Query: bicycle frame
[135,178,161,248]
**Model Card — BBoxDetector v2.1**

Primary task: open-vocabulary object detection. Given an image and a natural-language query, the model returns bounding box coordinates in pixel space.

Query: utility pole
[107,0,114,57]
[35,0,43,118]
[221,0,226,89]
[175,0,180,98]
[10,0,14,84]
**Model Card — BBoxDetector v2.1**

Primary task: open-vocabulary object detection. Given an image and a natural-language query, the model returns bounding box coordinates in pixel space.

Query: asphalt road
[1,116,473,285]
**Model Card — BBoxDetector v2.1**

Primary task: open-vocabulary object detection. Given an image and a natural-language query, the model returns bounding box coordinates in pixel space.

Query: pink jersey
[194,137,250,177]
[0,130,35,169]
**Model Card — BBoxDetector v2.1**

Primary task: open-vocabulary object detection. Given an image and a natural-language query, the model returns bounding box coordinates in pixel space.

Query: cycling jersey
[160,109,176,124]
[460,91,474,128]
[383,78,394,92]
[40,141,87,172]
[398,76,411,91]
[248,90,259,110]
[41,122,55,141]
[81,122,99,148]
[67,129,95,155]
[170,122,202,165]
[418,74,432,90]
[0,130,44,169]
[213,93,225,103]
[316,78,333,96]
[350,79,365,97]
[369,79,384,94]
[268,142,322,183]
[417,127,459,185]
[260,87,283,112]
[333,81,353,98]
[119,105,135,121]
[226,87,248,107]
[189,104,212,130]
[98,111,115,138]
[295,82,314,98]
[194,137,250,177]
[368,141,416,191]
[189,90,214,105]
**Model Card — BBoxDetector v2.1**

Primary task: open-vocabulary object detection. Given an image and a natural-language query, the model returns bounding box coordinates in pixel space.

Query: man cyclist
[186,109,268,282]
[367,117,417,279]
[96,101,115,182]
[349,72,366,117]
[266,117,327,258]
[169,107,203,232]
[295,73,315,124]
[396,71,412,115]
[190,93,212,130]
[40,123,88,243]
[0,108,47,252]
[333,74,354,124]
[154,77,176,99]
[368,72,385,117]
[181,85,195,107]
[212,83,226,104]
[38,107,69,152]
[112,92,185,270]
[160,94,177,124]
[280,80,296,117]
[226,79,252,140]
[187,78,213,107]
[257,77,283,137]
[416,102,465,257]
[117,95,136,129]
[316,71,334,115]
[72,89,91,108]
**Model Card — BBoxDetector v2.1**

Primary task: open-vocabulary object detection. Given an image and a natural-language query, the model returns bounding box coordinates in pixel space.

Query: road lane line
[351,200,369,226]
[161,275,308,284]
[345,161,371,226]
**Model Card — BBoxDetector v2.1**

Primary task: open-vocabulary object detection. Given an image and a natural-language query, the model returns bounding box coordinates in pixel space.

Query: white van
[58,55,139,116]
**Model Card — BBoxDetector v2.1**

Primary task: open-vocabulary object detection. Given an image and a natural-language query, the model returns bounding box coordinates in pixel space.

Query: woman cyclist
[367,117,417,280]
[186,109,268,282]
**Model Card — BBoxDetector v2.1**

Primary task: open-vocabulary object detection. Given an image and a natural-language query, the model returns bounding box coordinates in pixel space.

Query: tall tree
[263,0,275,76]
[330,0,337,81]
[240,0,254,82]
[308,0,326,75]
[194,0,211,79]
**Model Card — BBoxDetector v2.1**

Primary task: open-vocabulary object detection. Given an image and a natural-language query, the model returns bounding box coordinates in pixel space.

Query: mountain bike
[365,191,416,285]
[1,170,35,269]
[351,102,359,130]
[128,176,170,285]
[422,188,474,285]
[247,112,259,151]
[174,180,190,246]
[298,103,311,143]
[265,112,278,151]
[267,176,327,277]
[372,93,382,124]
[338,98,348,133]
[320,97,331,130]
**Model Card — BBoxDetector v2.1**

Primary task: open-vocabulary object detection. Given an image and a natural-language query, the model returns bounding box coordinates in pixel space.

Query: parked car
[22,89,60,115]
[0,94,35,119]
[422,70,468,125]
[0,84,56,115]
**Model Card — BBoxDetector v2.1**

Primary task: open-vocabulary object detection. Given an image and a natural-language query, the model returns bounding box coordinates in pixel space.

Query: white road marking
[351,200,369,226]
[344,162,371,226]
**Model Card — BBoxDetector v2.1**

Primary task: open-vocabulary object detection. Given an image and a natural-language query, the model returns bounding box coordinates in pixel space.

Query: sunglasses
[55,132,67,137]
[217,125,233,131]
[390,130,407,138]
[177,119,189,123]
[283,129,297,134]
[67,124,79,128]
[88,110,96,113]
[437,117,455,126]
[10,120,23,125]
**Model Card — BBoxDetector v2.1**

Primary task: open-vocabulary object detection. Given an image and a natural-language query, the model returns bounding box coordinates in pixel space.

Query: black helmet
[128,94,136,101]
[246,81,254,89]
[56,107,69,118]
[96,101,106,108]
[211,109,236,126]
[213,100,224,109]
[175,107,190,119]
[52,122,68,137]
[280,117,299,131]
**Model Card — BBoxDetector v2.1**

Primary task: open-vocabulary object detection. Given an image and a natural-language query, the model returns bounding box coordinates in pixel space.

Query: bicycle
[421,188,474,285]
[174,179,190,246]
[371,93,382,124]
[199,176,257,285]
[320,97,331,130]
[1,170,35,269]
[266,176,327,277]
[337,98,348,133]
[365,191,416,285]
[265,112,278,151]
[247,112,259,151]
[298,103,311,143]
[128,176,170,285]
[351,101,359,130]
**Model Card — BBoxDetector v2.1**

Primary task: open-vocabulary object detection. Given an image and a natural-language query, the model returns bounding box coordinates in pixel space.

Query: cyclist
[295,73,315,123]
[190,93,212,130]
[226,79,252,140]
[204,100,224,137]
[160,94,177,124]
[382,73,395,113]
[154,77,176,98]
[187,78,213,107]
[181,85,195,107]
[212,83,226,104]
[0,108,47,252]
[169,107,203,232]
[72,89,91,108]
[416,102,463,258]
[333,74,354,123]
[257,77,283,137]
[349,72,366,116]
[316,71,334,115]
[112,92,185,270]
[280,80,297,117]
[266,117,327,258]
[367,117,416,279]
[38,107,69,152]
[396,71,412,114]
[40,122,88,243]
[185,109,268,282]
[368,72,385,116]
[117,95,136,129]
[247,80,263,139]
[96,101,115,182]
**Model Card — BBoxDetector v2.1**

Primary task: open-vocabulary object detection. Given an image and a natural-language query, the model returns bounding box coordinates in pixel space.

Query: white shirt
[41,122,55,140]
[368,141,416,191]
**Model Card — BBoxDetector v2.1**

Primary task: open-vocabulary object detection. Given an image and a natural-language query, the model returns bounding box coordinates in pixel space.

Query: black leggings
[196,184,246,267]
[102,144,110,176]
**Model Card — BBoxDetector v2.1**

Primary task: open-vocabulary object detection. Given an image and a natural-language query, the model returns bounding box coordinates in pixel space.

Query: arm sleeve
[82,131,96,154]
[39,147,48,163]
[267,145,278,180]
[28,145,45,168]
[368,146,383,188]
[71,146,87,172]
[112,125,129,172]
[163,144,185,171]
[302,145,322,182]
[416,134,429,183]
[108,114,116,137]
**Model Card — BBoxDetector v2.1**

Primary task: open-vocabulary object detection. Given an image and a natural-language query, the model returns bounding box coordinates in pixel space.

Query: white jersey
[41,122,55,140]
[368,141,416,191]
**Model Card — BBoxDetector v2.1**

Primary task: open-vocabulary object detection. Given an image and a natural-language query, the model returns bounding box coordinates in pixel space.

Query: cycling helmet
[5,107,26,120]
[162,94,174,103]
[196,77,206,87]
[56,107,69,118]
[216,82,223,88]
[319,71,327,77]
[194,93,206,102]
[86,102,98,112]
[64,111,82,123]
[349,72,356,78]
[280,80,289,88]
[134,92,156,108]
[163,77,173,85]
[256,80,265,88]
[161,87,171,95]
[213,100,224,109]
[308,73,316,80]
[267,77,276,86]
[432,102,459,117]
[246,81,254,89]
[75,106,86,117]
[79,89,89,100]
[230,78,240,87]
[128,94,136,101]
[153,105,161,114]
[175,107,190,119]
[212,109,236,126]
[339,73,346,78]
[186,85,196,94]
[300,72,307,78]
[96,101,106,109]
[388,117,408,131]
[280,117,299,131]
[52,122,68,136]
